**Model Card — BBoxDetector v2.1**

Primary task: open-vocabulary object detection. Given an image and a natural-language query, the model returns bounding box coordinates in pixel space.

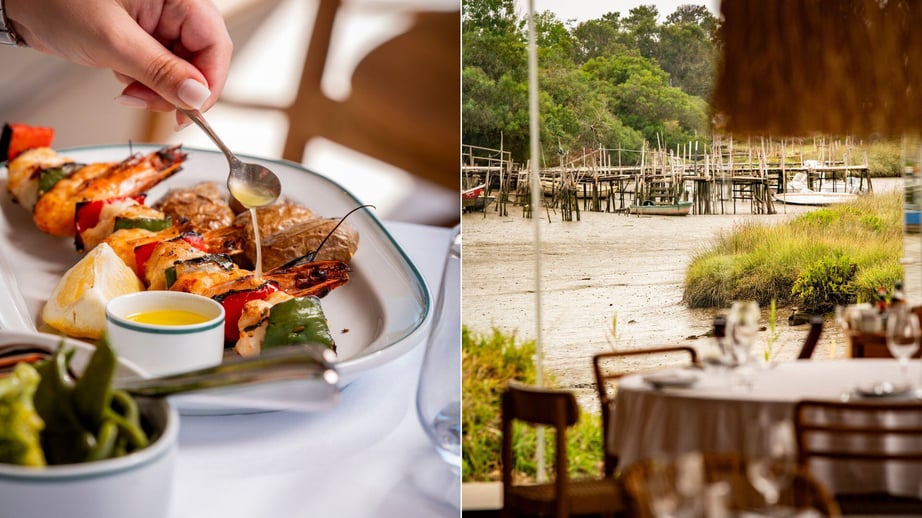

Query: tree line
[462,0,719,165]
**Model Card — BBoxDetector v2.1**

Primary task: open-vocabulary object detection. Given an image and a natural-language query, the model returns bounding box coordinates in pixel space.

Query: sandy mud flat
[460,189,901,408]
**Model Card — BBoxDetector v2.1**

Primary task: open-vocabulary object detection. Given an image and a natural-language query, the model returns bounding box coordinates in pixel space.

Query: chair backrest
[621,452,841,518]
[797,315,824,359]
[281,0,459,194]
[592,346,698,476]
[794,399,922,463]
[793,399,922,512]
[501,382,579,517]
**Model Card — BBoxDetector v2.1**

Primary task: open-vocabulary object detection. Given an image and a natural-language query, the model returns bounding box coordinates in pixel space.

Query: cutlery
[178,108,281,208]
[0,342,340,412]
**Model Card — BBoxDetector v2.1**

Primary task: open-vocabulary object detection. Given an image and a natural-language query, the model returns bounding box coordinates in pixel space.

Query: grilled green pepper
[263,296,335,350]
[33,338,149,465]
[113,215,172,232]
[33,347,92,465]
[36,162,83,197]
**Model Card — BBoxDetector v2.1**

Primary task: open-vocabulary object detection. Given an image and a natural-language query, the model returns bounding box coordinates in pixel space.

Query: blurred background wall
[0,0,459,226]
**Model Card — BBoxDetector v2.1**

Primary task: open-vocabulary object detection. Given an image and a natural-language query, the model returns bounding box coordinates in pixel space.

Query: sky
[513,0,720,23]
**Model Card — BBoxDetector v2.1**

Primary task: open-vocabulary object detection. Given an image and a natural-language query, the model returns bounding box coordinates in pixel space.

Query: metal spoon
[0,342,340,412]
[178,108,281,208]
[115,343,340,411]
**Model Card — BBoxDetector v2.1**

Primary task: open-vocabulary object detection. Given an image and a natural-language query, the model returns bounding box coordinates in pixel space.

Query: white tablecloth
[612,360,922,497]
[168,221,459,517]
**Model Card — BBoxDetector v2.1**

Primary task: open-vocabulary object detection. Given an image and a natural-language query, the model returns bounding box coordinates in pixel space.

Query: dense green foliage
[462,0,717,163]
[684,192,903,312]
[462,326,602,482]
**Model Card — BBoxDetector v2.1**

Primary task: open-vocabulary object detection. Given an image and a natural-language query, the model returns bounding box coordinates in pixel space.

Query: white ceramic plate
[642,369,699,389]
[854,380,912,399]
[0,144,431,413]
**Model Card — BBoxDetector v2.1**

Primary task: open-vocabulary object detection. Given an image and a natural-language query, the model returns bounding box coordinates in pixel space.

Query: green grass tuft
[462,326,603,482]
[683,192,903,311]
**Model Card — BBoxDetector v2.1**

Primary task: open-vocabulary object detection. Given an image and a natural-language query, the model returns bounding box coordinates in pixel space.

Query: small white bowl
[0,330,178,518]
[106,291,225,376]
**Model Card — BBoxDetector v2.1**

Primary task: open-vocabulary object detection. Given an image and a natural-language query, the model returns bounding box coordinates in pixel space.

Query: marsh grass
[684,191,903,311]
[462,326,603,482]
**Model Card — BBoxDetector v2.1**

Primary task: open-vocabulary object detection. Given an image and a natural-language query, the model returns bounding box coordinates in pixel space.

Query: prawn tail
[264,260,350,298]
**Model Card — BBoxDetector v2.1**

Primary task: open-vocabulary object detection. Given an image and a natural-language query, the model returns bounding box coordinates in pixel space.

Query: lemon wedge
[42,243,144,338]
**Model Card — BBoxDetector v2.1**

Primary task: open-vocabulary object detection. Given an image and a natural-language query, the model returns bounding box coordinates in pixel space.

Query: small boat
[628,200,693,216]
[462,183,495,212]
[773,172,861,206]
[772,191,859,206]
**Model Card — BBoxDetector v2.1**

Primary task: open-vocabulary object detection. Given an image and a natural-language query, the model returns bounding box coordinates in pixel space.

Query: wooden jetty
[461,136,872,219]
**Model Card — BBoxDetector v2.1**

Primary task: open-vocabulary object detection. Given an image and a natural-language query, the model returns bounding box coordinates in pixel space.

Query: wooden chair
[793,399,922,514]
[145,0,460,226]
[621,452,841,517]
[848,306,922,358]
[501,382,625,518]
[226,0,460,195]
[847,331,922,359]
[592,346,699,477]
[796,315,824,359]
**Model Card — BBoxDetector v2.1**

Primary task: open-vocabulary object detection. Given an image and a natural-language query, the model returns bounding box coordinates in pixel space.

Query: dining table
[610,359,922,499]
[164,220,459,517]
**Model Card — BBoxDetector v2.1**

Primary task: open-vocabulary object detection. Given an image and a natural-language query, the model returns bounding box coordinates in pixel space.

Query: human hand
[4,0,232,123]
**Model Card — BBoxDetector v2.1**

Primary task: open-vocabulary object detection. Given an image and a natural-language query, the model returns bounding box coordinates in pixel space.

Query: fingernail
[177,79,210,110]
[113,94,149,109]
[174,119,192,132]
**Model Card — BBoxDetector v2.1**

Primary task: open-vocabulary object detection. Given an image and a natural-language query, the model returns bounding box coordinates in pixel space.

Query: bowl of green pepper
[0,330,178,518]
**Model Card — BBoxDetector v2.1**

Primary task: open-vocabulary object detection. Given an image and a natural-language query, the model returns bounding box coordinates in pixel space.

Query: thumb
[107,18,212,111]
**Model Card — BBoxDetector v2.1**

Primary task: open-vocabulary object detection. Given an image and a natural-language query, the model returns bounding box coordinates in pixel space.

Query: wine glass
[886,304,920,388]
[726,301,760,366]
[745,419,797,514]
[647,453,705,518]
[416,224,462,475]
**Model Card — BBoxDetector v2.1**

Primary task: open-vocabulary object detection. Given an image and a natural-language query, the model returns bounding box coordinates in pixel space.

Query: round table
[611,359,922,498]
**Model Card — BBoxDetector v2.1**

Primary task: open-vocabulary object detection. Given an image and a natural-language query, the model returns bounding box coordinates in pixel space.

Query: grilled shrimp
[33,146,185,237]
[101,225,188,273]
[154,181,234,231]
[5,147,77,211]
[235,290,294,357]
[262,260,350,298]
[143,237,212,290]
[33,161,114,236]
[76,198,166,252]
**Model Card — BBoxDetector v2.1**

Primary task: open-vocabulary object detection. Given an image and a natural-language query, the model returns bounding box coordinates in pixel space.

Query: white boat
[773,191,859,206]
[773,172,861,206]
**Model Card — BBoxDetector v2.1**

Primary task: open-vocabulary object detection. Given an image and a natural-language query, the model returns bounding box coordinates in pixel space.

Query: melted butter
[127,309,209,326]
[228,178,276,209]
[250,207,263,280]
[227,179,267,280]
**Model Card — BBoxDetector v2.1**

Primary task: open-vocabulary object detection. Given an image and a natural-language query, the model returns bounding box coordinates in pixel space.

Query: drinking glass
[647,453,705,518]
[745,419,797,514]
[886,304,920,387]
[726,301,760,366]
[416,224,462,474]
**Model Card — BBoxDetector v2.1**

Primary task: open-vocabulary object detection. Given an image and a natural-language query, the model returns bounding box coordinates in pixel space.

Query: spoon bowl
[179,108,281,208]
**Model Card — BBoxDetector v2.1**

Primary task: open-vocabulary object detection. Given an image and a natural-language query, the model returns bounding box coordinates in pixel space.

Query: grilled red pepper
[213,282,280,343]
[0,122,55,161]
[74,195,147,235]
[133,232,207,279]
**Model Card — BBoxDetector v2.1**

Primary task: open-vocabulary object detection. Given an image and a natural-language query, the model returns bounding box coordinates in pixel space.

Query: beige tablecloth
[612,360,922,497]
